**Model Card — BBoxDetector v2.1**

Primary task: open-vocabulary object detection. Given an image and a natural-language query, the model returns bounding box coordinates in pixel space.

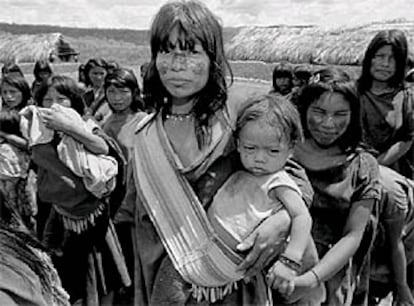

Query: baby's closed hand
[266,260,298,296]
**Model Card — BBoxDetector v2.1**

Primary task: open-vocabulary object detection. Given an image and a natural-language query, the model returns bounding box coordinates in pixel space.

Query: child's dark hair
[104,68,144,112]
[270,63,293,95]
[33,60,52,81]
[36,75,86,116]
[1,62,24,78]
[83,58,108,87]
[297,67,361,152]
[0,76,32,110]
[293,66,312,85]
[0,110,22,137]
[236,94,303,147]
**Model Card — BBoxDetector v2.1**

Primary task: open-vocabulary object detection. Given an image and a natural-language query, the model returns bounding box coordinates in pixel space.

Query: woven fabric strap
[132,115,245,292]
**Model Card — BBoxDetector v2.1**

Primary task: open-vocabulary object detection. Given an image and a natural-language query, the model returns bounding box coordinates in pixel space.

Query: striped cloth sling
[131,113,267,302]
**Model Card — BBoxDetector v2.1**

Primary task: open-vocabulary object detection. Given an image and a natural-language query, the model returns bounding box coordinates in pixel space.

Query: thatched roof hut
[0,32,78,63]
[225,20,414,66]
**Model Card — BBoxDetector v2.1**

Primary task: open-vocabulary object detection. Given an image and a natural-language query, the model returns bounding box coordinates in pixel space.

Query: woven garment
[131,114,269,302]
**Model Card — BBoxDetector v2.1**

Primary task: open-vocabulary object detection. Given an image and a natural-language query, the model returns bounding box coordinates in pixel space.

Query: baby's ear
[236,138,241,152]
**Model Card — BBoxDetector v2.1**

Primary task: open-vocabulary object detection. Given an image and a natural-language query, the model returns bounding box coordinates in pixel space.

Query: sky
[1,0,414,30]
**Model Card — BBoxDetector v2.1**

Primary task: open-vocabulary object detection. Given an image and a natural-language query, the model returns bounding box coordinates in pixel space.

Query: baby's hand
[266,260,298,296]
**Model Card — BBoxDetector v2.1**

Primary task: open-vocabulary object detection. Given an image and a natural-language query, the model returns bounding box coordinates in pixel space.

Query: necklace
[165,111,193,121]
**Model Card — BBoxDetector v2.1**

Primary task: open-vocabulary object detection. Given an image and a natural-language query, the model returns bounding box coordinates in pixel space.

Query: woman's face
[106,84,133,113]
[1,83,23,110]
[42,87,71,109]
[156,26,210,105]
[88,66,107,88]
[306,92,351,147]
[370,45,396,83]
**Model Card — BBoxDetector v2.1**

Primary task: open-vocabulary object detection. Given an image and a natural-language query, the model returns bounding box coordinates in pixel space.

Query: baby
[208,94,318,297]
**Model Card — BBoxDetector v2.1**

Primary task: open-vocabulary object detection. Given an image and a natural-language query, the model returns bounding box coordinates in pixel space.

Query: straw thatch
[226,20,414,66]
[0,32,78,63]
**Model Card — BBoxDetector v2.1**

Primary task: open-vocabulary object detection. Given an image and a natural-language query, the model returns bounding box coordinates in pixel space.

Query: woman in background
[357,29,414,179]
[293,67,381,305]
[83,58,112,125]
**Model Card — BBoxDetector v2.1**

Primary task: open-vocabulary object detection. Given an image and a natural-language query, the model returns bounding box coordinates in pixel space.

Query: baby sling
[131,114,268,302]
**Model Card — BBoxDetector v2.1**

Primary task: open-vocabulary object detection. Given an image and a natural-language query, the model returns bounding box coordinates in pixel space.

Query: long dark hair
[297,67,362,152]
[144,0,233,148]
[0,75,32,110]
[83,58,108,87]
[357,29,408,92]
[104,68,144,112]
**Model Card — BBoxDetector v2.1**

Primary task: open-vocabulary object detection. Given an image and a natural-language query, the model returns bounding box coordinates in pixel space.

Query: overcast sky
[1,0,413,30]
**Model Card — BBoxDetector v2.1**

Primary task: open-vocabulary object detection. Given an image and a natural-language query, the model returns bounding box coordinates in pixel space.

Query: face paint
[156,26,210,105]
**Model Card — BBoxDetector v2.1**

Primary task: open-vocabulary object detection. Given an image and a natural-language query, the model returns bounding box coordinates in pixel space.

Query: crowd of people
[0,1,414,305]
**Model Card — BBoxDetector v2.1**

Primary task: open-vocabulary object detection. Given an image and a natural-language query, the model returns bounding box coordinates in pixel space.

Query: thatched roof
[225,20,414,66]
[0,32,78,63]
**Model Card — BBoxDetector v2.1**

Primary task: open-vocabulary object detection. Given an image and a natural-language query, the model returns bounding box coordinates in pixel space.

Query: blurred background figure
[270,63,293,97]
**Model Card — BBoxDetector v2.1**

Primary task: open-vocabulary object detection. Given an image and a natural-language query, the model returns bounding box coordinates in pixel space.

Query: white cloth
[208,170,302,242]
[20,104,118,198]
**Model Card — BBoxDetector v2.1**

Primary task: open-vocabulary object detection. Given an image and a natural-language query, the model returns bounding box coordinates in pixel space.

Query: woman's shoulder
[225,79,270,125]
[118,111,153,139]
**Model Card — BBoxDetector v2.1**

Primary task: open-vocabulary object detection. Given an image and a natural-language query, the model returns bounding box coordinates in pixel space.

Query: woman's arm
[377,140,412,166]
[384,215,414,304]
[41,107,109,154]
[295,199,374,288]
[0,132,28,150]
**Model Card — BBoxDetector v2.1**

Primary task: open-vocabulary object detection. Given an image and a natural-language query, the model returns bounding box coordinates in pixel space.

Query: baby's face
[237,121,292,176]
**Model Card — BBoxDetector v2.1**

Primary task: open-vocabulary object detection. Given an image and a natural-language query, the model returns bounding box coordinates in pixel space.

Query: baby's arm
[266,186,312,294]
[384,215,414,305]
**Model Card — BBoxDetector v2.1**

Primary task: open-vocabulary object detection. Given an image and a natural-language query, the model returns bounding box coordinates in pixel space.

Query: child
[270,64,293,97]
[83,58,111,125]
[0,110,33,232]
[207,94,322,303]
[27,75,129,304]
[102,68,145,158]
[31,59,53,104]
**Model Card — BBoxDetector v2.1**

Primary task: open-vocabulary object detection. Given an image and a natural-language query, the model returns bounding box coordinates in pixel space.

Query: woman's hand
[40,107,75,133]
[236,209,291,277]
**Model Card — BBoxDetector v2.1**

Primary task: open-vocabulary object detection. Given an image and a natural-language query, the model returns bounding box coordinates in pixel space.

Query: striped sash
[131,114,249,301]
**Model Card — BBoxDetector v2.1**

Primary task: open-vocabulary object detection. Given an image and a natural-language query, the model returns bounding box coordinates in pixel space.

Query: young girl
[0,75,30,149]
[357,29,414,179]
[292,68,381,305]
[0,110,33,232]
[83,58,111,125]
[206,94,323,304]
[102,68,144,158]
[31,59,53,104]
[27,75,130,305]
